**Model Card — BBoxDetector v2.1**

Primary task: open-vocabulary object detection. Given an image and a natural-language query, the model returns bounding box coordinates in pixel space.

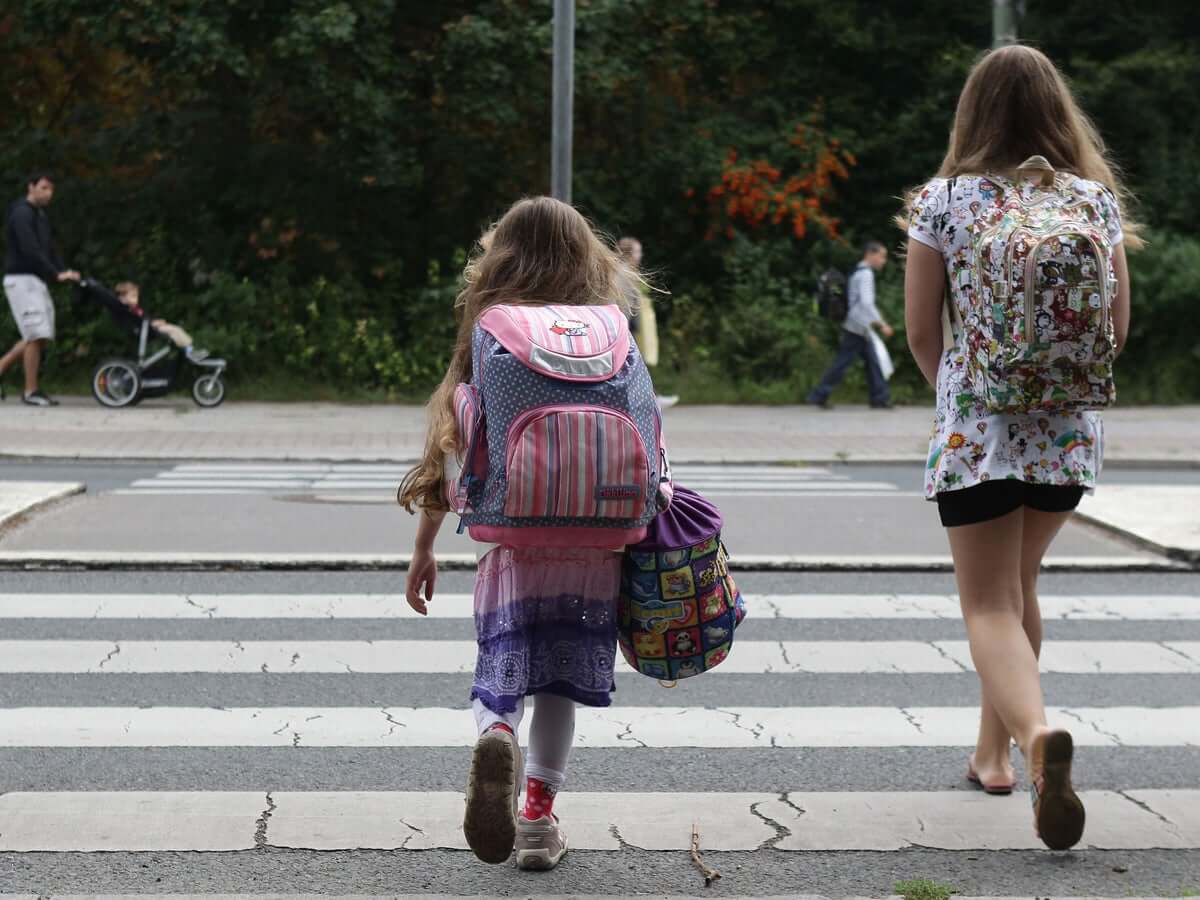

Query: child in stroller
[114,281,209,362]
[80,278,227,408]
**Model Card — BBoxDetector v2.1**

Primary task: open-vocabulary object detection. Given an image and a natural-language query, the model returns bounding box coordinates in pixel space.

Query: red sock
[487,723,514,736]
[522,777,557,820]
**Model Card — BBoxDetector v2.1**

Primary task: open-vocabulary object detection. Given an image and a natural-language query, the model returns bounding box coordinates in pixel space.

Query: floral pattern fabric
[908,174,1124,499]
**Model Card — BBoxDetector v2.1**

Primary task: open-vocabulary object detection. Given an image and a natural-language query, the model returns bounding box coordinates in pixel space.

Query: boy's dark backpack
[816,268,848,322]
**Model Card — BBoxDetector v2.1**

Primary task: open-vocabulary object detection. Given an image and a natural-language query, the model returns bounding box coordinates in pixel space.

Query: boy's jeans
[808,329,890,406]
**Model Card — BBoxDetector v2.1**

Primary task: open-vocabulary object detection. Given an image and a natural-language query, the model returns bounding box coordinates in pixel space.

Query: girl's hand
[406,547,437,615]
[405,508,446,615]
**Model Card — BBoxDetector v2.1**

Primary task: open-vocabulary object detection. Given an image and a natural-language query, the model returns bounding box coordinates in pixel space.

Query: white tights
[472,693,576,789]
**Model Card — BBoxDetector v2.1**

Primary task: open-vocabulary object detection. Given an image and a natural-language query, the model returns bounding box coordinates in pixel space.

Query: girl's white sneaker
[462,728,521,864]
[515,813,568,870]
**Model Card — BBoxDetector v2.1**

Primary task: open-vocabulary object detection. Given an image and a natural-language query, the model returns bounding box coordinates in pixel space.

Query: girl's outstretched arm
[406,509,447,615]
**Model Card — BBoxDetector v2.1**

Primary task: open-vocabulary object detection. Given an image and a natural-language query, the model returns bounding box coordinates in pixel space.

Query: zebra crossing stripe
[115,463,900,497]
[1,706,1195,748]
[0,593,1194,620]
[0,789,1194,852]
[0,639,1195,674]
[162,464,838,476]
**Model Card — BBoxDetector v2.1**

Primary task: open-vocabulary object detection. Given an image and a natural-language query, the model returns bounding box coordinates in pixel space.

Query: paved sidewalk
[1078,485,1200,563]
[1,398,1196,464]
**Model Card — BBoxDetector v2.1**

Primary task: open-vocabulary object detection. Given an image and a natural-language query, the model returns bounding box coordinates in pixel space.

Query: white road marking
[0,705,1195,748]
[128,479,312,489]
[0,639,1193,674]
[117,463,891,496]
[0,593,1194,620]
[0,791,261,851]
[1,789,1195,852]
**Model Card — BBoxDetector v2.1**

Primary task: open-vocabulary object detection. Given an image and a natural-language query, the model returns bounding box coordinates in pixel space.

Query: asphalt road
[1,569,1198,896]
[0,459,1178,559]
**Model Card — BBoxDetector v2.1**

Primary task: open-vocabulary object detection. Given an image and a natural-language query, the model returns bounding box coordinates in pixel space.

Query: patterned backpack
[452,303,669,548]
[961,156,1118,414]
[618,486,745,681]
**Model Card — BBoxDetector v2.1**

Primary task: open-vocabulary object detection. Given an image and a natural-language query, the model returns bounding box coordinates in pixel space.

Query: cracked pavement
[1,568,1197,895]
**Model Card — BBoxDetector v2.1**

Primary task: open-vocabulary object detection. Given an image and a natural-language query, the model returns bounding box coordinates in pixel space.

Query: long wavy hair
[397,196,641,514]
[899,44,1141,247]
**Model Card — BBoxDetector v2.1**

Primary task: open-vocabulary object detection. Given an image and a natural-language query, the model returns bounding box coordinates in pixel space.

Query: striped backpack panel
[455,303,668,548]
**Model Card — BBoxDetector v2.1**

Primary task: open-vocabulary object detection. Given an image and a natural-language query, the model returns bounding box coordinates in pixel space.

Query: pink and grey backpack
[451,303,670,548]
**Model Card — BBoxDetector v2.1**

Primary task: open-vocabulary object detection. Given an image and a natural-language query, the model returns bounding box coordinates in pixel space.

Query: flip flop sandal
[1030,729,1086,850]
[966,756,1015,795]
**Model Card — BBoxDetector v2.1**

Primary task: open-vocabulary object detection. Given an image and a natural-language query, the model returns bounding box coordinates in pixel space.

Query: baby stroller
[77,278,227,408]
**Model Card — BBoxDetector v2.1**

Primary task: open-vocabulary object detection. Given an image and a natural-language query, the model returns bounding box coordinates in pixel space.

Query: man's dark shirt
[5,199,64,283]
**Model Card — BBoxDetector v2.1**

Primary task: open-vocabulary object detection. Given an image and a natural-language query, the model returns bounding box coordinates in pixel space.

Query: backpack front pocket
[504,405,649,520]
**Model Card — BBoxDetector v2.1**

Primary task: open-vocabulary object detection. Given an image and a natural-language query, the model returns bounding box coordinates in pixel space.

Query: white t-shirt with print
[907,173,1124,499]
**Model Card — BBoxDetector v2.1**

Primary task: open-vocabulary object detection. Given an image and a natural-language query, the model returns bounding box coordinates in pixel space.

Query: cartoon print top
[907,174,1124,499]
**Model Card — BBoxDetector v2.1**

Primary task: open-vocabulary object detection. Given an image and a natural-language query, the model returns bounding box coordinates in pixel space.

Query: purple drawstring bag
[618,485,746,680]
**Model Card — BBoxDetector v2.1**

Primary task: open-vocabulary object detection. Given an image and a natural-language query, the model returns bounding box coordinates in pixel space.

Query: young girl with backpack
[902,45,1137,850]
[398,197,667,870]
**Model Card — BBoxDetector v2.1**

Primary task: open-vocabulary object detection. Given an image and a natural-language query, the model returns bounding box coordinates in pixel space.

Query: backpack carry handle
[1017,155,1057,187]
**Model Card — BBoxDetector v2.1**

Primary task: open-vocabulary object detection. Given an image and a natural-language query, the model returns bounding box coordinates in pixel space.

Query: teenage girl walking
[902,45,1136,850]
[399,197,653,870]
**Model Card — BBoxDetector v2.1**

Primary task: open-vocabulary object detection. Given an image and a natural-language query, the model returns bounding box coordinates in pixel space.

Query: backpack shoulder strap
[940,177,962,352]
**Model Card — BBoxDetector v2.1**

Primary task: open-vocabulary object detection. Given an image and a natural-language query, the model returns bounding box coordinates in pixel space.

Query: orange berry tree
[694,107,856,245]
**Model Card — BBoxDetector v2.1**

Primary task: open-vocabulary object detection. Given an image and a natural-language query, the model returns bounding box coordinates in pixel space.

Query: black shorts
[936,480,1085,528]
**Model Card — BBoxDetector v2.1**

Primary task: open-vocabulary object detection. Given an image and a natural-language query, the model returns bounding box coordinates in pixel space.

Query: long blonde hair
[900,44,1141,246]
[397,196,640,513]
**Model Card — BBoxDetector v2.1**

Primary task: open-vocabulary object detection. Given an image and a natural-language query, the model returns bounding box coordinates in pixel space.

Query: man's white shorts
[3,274,55,341]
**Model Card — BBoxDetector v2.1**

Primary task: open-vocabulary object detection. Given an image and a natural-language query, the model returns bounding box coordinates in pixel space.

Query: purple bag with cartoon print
[618,486,745,680]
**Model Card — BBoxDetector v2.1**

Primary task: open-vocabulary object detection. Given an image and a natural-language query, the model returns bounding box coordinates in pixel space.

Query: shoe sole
[516,841,568,871]
[966,772,1015,795]
[1035,730,1086,850]
[462,732,520,864]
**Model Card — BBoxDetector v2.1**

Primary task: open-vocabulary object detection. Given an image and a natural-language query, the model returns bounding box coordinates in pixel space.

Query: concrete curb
[1074,510,1200,565]
[0,551,1186,573]
[0,482,85,532]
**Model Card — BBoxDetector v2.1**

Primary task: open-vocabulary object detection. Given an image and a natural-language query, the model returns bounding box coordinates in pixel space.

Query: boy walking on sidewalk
[808,240,894,410]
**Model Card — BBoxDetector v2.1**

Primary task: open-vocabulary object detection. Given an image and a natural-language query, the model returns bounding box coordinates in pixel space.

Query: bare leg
[947,507,1051,763]
[22,339,42,394]
[970,507,1067,782]
[0,339,26,377]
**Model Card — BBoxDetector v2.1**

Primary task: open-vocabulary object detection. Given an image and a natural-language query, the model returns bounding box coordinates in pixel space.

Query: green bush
[1120,229,1200,404]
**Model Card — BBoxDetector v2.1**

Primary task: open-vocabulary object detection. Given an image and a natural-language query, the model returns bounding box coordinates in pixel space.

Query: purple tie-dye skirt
[471,545,621,715]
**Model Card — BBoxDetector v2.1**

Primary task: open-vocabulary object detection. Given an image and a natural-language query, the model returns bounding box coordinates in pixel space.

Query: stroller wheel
[192,373,225,408]
[91,359,142,408]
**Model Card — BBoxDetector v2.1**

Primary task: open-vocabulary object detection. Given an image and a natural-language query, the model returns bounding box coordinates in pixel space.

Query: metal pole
[551,0,574,203]
[993,0,1018,47]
